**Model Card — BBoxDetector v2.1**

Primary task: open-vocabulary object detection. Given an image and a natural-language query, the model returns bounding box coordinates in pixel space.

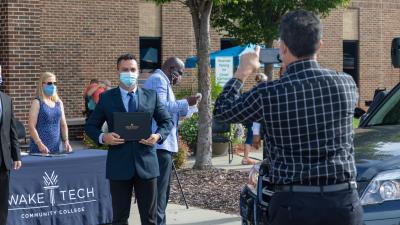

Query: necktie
[127,92,136,112]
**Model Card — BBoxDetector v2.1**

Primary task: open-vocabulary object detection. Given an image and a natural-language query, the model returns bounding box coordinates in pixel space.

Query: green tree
[151,0,233,169]
[211,0,350,79]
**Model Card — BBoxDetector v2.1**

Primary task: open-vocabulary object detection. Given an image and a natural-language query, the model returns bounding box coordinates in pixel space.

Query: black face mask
[170,71,182,86]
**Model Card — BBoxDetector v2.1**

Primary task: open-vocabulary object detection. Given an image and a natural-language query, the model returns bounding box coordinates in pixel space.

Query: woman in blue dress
[28,72,72,153]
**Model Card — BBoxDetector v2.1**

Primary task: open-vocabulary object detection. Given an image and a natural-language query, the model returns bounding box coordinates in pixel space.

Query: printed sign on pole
[215,57,233,87]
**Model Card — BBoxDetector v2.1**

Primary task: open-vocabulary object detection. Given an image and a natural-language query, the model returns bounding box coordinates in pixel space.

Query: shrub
[179,114,199,154]
[231,123,245,144]
[83,133,109,150]
[175,88,195,100]
[173,139,189,169]
[211,73,223,102]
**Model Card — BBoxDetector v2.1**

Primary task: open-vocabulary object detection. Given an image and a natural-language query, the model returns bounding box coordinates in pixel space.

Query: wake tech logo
[43,171,59,206]
[8,171,97,219]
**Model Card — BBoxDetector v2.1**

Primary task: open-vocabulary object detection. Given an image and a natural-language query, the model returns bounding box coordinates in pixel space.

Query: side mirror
[354,107,366,119]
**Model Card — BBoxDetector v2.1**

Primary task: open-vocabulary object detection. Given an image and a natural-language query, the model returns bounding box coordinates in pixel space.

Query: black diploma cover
[113,112,152,141]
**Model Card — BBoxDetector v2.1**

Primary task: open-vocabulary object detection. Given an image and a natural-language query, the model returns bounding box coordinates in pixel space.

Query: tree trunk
[264,39,275,81]
[190,0,213,170]
[264,63,274,81]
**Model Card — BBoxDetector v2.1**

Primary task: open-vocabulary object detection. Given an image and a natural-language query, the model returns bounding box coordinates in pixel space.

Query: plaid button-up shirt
[214,59,358,185]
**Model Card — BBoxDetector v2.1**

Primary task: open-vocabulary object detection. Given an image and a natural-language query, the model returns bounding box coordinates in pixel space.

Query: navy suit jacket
[85,87,173,180]
[0,92,20,170]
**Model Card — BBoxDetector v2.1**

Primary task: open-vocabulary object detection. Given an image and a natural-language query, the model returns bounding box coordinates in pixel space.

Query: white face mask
[119,72,138,87]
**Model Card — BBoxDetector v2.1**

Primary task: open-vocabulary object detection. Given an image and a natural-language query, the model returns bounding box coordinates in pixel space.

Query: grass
[354,118,359,128]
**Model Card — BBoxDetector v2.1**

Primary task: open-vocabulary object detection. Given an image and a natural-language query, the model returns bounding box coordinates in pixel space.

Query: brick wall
[241,3,400,109]
[40,0,140,119]
[1,0,41,126]
[2,0,400,131]
[0,2,8,87]
[350,0,400,109]
[319,9,344,72]
[161,1,220,92]
[139,0,161,37]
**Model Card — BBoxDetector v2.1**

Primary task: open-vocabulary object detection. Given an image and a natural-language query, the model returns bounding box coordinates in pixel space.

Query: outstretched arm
[144,75,189,117]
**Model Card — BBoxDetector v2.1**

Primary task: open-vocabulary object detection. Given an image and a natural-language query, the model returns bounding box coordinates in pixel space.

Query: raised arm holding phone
[214,10,362,225]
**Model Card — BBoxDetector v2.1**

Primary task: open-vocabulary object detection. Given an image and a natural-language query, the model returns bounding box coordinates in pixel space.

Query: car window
[368,86,400,126]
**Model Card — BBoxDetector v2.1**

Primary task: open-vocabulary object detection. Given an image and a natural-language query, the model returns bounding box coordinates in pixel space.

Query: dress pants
[0,162,9,225]
[267,188,363,225]
[109,176,157,225]
[156,150,173,225]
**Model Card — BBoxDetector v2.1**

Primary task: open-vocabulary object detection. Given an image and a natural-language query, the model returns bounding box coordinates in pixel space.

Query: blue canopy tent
[185,44,260,68]
[185,44,282,69]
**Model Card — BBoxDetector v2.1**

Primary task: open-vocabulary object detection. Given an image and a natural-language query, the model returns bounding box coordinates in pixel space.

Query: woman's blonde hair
[36,72,60,102]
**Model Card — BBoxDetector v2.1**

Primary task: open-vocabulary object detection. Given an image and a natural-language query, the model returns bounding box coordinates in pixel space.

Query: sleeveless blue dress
[30,98,62,153]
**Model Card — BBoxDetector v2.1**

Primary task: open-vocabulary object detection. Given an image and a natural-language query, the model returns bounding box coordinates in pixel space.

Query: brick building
[0,0,400,140]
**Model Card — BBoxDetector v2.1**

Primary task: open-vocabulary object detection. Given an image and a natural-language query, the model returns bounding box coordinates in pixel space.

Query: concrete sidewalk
[71,141,259,225]
[70,140,263,171]
[186,149,263,171]
[129,202,241,225]
[126,150,262,225]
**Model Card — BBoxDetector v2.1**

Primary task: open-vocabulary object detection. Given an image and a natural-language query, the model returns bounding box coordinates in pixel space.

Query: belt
[273,181,357,193]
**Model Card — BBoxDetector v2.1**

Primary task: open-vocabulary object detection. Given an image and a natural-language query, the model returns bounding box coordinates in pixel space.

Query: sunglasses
[43,82,57,85]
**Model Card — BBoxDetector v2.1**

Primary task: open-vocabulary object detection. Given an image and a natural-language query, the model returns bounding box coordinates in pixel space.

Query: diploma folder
[113,112,152,141]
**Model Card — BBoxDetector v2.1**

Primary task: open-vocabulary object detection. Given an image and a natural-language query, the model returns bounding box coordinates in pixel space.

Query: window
[139,37,161,71]
[343,41,359,86]
[220,38,239,50]
[368,85,400,126]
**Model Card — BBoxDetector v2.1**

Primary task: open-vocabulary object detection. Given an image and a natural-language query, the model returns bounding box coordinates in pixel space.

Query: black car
[240,82,400,225]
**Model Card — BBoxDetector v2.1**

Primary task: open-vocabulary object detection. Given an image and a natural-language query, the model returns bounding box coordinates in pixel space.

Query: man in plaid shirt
[214,10,363,225]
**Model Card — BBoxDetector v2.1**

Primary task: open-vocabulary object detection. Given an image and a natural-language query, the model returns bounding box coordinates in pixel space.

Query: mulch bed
[169,168,249,215]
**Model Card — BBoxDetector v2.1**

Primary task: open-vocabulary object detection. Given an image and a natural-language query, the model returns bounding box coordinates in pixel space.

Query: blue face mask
[120,72,138,87]
[43,84,57,96]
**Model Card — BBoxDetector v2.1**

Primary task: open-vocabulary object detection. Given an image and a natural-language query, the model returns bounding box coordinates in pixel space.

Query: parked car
[240,82,400,225]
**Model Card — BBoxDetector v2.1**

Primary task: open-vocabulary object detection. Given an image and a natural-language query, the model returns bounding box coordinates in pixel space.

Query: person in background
[85,79,113,133]
[143,57,198,225]
[252,73,268,150]
[85,53,173,225]
[0,65,22,224]
[214,10,362,225]
[242,123,256,165]
[28,72,72,154]
[91,79,112,104]
[83,79,99,119]
[242,73,268,165]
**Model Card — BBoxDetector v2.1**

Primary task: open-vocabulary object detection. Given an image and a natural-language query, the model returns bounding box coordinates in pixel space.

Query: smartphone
[259,48,281,64]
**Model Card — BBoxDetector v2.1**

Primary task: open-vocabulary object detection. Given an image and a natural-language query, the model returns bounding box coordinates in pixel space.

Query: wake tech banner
[8,150,112,225]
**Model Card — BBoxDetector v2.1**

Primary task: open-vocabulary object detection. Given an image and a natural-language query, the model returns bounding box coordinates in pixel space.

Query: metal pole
[172,161,189,209]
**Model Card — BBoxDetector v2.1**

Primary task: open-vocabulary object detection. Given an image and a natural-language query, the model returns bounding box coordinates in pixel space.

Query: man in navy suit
[85,54,173,225]
[0,66,22,225]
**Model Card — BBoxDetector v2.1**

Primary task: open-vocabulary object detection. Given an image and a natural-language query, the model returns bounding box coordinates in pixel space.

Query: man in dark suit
[0,66,22,224]
[85,54,173,225]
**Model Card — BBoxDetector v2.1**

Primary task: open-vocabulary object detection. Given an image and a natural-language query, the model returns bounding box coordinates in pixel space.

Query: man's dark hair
[89,79,98,84]
[116,53,137,69]
[279,9,322,58]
